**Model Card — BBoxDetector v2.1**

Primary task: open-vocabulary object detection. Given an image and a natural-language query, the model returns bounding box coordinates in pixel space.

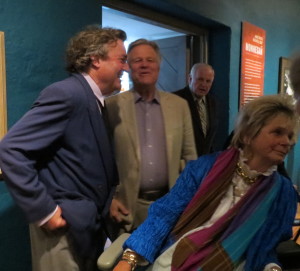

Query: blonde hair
[231,94,299,148]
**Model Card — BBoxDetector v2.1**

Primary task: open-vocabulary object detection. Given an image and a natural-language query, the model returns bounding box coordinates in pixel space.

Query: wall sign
[239,21,266,106]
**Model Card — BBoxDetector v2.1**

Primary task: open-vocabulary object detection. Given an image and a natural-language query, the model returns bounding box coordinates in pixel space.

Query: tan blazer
[106,90,197,230]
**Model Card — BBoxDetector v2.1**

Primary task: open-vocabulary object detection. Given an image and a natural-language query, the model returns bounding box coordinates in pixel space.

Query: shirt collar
[82,73,105,106]
[133,89,160,104]
[191,90,206,104]
[238,148,277,177]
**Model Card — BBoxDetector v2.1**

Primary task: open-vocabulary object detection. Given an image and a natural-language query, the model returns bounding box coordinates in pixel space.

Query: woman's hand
[113,260,132,271]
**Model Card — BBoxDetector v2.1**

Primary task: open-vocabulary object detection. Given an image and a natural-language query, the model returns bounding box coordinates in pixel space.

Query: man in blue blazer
[0,26,128,271]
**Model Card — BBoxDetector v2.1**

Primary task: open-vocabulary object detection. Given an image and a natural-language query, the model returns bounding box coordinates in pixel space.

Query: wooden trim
[0,31,7,139]
[101,0,207,36]
[278,57,292,95]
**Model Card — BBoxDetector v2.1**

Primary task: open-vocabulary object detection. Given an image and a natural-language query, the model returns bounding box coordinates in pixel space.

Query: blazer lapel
[184,90,204,135]
[120,92,141,163]
[206,94,215,135]
[159,91,174,179]
[73,74,115,181]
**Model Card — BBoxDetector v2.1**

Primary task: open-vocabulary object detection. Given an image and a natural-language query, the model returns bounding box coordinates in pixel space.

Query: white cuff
[36,205,58,226]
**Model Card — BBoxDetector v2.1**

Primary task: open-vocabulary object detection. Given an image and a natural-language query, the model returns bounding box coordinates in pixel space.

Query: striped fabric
[170,148,279,271]
[197,98,208,137]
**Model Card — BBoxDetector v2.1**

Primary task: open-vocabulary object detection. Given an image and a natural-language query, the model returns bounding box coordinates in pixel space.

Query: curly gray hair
[65,25,126,73]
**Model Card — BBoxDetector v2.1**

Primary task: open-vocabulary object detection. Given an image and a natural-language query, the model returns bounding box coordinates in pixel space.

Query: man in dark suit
[0,26,128,271]
[174,63,217,156]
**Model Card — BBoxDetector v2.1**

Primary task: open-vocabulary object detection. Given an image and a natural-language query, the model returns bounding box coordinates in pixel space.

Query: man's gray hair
[190,63,214,77]
[127,39,161,62]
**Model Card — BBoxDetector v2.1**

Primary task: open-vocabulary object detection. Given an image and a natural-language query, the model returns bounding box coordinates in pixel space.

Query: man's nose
[139,59,150,67]
[203,82,209,88]
[282,135,293,146]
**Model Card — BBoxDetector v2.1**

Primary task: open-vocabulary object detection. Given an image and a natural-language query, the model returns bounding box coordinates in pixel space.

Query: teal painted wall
[0,0,101,269]
[1,0,300,269]
[1,0,102,127]
[0,181,30,270]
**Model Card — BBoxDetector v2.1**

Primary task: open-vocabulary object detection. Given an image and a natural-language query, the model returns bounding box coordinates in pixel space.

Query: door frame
[100,0,209,68]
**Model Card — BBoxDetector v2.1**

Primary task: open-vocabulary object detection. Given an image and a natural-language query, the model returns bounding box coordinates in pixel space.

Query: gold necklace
[235,162,258,185]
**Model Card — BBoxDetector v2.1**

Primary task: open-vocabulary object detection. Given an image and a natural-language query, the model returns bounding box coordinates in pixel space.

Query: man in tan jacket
[106,39,196,239]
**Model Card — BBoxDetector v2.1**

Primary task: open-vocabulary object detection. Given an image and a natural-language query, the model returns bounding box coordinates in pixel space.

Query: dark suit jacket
[0,73,118,259]
[174,86,217,156]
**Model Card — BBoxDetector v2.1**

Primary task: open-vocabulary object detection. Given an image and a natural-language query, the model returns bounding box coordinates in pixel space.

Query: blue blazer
[0,73,118,258]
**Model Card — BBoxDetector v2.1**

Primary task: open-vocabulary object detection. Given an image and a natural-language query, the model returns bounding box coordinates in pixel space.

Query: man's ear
[91,56,101,68]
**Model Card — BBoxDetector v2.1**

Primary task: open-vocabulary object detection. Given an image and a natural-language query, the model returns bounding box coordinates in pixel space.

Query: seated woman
[113,94,299,271]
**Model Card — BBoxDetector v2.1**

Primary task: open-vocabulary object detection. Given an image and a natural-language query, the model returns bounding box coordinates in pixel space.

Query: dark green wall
[0,0,102,269]
[1,0,102,127]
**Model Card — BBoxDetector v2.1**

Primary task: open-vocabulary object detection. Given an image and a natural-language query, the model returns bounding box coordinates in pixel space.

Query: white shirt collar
[191,90,206,104]
[82,73,105,106]
[238,149,277,177]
